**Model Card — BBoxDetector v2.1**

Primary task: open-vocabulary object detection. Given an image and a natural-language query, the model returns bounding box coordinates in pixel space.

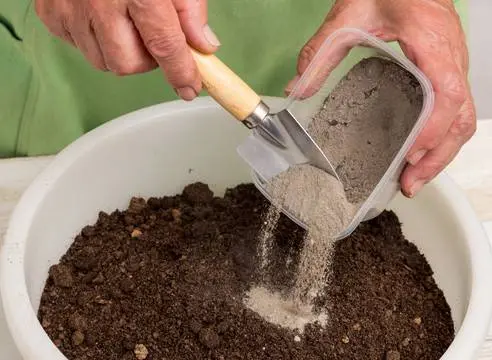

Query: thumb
[172,0,220,53]
[286,17,357,98]
[286,4,381,98]
[298,17,349,76]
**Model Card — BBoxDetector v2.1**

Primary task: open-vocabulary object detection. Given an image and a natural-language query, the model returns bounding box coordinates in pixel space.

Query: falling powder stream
[246,165,355,331]
[257,206,280,271]
[275,166,355,303]
[245,57,424,332]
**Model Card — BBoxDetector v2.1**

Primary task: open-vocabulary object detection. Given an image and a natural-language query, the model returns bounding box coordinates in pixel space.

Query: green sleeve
[454,0,469,38]
[0,0,469,158]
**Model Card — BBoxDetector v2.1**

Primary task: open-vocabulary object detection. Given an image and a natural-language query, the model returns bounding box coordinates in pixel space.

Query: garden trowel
[191,49,339,184]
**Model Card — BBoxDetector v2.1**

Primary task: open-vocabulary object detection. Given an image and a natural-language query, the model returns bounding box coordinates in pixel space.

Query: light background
[470,0,492,119]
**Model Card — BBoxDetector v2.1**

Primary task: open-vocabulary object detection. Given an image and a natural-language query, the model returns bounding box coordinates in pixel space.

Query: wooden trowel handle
[190,49,261,122]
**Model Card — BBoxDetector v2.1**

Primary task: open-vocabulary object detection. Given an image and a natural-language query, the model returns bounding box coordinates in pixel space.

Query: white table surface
[1,121,492,359]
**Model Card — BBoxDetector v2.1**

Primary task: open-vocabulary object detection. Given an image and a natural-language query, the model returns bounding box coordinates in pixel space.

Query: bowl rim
[1,97,492,360]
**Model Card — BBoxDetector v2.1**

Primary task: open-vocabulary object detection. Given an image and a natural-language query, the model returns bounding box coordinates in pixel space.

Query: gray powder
[247,165,353,332]
[246,57,423,331]
[244,286,328,333]
[271,166,356,305]
[310,58,423,203]
[257,179,287,272]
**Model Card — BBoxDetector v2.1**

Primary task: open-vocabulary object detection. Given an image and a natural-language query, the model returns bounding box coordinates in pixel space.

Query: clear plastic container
[252,27,434,239]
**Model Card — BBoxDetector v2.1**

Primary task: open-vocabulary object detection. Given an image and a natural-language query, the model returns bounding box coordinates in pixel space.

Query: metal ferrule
[243,101,270,129]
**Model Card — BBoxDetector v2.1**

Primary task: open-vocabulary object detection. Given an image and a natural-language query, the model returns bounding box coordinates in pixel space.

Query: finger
[400,98,476,197]
[35,0,76,46]
[68,2,108,70]
[401,135,462,198]
[296,13,357,76]
[286,3,390,100]
[129,0,201,100]
[91,5,157,75]
[285,16,356,99]
[285,30,357,100]
[71,22,107,71]
[173,0,220,51]
[399,40,468,165]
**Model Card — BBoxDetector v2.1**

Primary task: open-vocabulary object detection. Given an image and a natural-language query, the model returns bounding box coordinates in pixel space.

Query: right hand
[35,0,221,100]
[286,0,475,198]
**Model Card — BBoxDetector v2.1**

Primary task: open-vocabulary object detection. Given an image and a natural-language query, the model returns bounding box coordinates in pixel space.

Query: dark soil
[38,182,454,360]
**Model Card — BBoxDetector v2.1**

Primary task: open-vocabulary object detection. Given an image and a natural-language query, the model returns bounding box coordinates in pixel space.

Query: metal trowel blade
[237,109,338,182]
[237,133,290,182]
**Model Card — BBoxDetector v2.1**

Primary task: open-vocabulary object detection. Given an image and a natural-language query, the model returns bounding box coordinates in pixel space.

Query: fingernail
[285,75,300,95]
[203,24,221,47]
[407,149,427,166]
[408,179,425,198]
[175,86,198,101]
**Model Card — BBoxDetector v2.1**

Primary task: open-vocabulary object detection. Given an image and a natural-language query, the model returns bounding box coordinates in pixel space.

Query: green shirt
[0,0,468,157]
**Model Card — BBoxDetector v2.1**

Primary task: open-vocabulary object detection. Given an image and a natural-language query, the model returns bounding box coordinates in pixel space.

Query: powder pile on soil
[38,183,454,360]
[251,57,424,326]
[243,286,328,332]
[247,166,352,331]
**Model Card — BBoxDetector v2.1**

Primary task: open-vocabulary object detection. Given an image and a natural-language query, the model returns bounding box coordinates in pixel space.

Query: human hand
[35,0,221,100]
[287,0,475,197]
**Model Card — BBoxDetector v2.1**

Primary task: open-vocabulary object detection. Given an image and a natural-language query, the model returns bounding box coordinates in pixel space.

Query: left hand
[35,0,220,101]
[287,0,475,198]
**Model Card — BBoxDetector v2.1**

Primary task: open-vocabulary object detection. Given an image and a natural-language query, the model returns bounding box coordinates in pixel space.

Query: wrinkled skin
[35,0,220,100]
[35,0,474,197]
[288,0,475,197]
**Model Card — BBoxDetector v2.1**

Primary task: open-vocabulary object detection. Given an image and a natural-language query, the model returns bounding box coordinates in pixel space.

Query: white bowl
[1,97,492,360]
